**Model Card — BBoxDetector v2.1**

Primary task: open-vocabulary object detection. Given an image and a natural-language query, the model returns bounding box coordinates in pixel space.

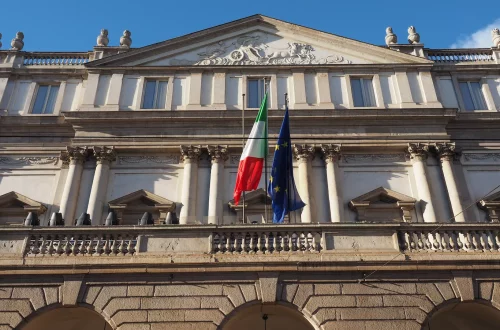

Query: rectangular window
[459,81,487,111]
[32,85,59,114]
[351,77,376,107]
[248,78,269,108]
[141,80,168,109]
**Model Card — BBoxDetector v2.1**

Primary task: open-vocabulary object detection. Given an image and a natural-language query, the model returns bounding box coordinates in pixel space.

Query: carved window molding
[478,191,500,222]
[228,188,284,224]
[0,191,47,225]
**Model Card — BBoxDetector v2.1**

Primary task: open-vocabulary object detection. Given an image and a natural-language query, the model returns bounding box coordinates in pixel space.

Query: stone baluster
[207,145,228,225]
[435,143,467,222]
[87,147,116,225]
[294,145,315,223]
[179,145,201,224]
[59,147,88,224]
[320,144,342,222]
[408,143,438,223]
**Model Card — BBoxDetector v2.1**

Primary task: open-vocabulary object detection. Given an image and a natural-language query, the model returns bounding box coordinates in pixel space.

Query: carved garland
[0,157,59,165]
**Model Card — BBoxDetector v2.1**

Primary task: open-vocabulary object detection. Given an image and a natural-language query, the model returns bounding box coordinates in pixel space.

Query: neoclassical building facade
[1,15,500,330]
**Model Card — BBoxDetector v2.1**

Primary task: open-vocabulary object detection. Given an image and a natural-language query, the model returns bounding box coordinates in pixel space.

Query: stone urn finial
[97,29,109,47]
[0,33,2,49]
[11,32,24,51]
[492,28,500,49]
[120,30,132,48]
[385,27,397,46]
[408,26,420,44]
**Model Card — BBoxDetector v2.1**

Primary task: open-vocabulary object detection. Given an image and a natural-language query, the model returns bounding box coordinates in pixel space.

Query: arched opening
[222,302,316,330]
[423,301,500,330]
[19,306,112,330]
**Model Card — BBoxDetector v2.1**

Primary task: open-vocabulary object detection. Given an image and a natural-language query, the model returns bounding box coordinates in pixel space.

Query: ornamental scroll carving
[343,154,406,163]
[463,153,500,162]
[170,33,351,66]
[0,156,59,165]
[118,155,180,165]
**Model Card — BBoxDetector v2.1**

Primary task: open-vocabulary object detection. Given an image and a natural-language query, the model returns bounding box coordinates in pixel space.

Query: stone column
[87,147,116,225]
[179,145,201,224]
[59,147,88,224]
[435,143,466,222]
[207,145,228,225]
[294,145,315,223]
[321,144,342,223]
[408,143,437,223]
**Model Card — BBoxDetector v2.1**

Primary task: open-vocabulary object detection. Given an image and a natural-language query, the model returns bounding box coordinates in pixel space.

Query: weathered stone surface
[141,297,200,310]
[128,285,154,297]
[416,283,443,306]
[404,307,427,324]
[118,323,150,330]
[0,312,22,328]
[435,282,456,301]
[83,286,102,305]
[452,271,475,301]
[281,283,298,303]
[0,288,12,299]
[382,295,434,312]
[342,283,416,295]
[104,297,141,317]
[93,286,127,311]
[222,285,245,307]
[356,295,383,307]
[365,320,420,330]
[62,275,84,306]
[184,309,224,324]
[0,325,12,330]
[148,310,184,322]
[154,285,222,297]
[323,320,365,330]
[490,282,500,307]
[258,273,279,303]
[150,322,216,330]
[239,284,257,302]
[11,287,45,311]
[293,284,313,309]
[305,296,356,314]
[315,284,341,295]
[43,287,59,305]
[313,308,337,324]
[478,281,494,301]
[0,300,33,317]
[113,310,147,326]
[340,307,406,320]
[200,297,234,315]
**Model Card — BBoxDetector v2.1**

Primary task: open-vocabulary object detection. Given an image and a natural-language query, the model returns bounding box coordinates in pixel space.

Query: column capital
[60,146,88,166]
[180,145,201,163]
[407,143,429,161]
[434,142,459,162]
[293,144,315,163]
[207,145,228,164]
[92,146,116,165]
[320,144,341,164]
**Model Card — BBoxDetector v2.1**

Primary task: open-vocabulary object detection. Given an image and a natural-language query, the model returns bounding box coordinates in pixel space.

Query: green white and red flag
[233,93,268,205]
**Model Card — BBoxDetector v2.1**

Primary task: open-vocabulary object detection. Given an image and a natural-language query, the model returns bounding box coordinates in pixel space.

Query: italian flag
[233,93,268,205]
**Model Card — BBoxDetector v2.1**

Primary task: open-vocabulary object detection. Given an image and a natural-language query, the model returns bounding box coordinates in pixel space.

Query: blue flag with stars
[267,106,305,223]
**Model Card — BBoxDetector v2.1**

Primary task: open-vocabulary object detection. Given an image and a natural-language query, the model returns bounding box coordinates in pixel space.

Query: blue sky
[1,0,498,51]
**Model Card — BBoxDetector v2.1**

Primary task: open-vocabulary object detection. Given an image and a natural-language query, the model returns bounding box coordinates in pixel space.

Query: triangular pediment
[228,188,271,209]
[0,191,47,214]
[108,189,175,211]
[351,187,416,205]
[87,15,431,68]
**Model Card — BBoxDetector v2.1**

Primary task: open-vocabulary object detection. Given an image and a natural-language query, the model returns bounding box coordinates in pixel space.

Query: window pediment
[228,188,274,224]
[0,191,47,216]
[478,191,500,222]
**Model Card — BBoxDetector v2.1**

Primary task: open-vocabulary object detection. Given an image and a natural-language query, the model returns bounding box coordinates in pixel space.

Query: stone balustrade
[22,52,91,66]
[426,49,494,63]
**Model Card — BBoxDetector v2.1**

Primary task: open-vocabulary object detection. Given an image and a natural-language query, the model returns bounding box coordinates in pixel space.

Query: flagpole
[264,79,269,224]
[242,93,246,224]
[285,92,292,224]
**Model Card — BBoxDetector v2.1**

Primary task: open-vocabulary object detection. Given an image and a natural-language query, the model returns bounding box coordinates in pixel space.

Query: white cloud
[450,19,500,48]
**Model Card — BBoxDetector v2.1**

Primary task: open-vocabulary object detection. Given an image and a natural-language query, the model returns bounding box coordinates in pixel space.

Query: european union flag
[267,106,305,223]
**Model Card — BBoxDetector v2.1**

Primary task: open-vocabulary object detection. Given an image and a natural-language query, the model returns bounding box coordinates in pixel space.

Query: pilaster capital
[407,143,429,161]
[434,142,459,162]
[60,146,88,166]
[92,146,116,164]
[320,144,341,164]
[180,145,201,163]
[293,144,315,163]
[207,145,228,164]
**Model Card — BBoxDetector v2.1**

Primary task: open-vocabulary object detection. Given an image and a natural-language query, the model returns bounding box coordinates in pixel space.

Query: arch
[422,299,500,330]
[17,304,113,330]
[220,301,319,330]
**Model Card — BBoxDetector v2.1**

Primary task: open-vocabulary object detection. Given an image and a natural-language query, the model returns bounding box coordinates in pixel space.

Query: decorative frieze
[0,156,59,166]
[118,155,180,165]
[207,145,228,163]
[320,144,341,164]
[463,153,500,162]
[343,154,406,163]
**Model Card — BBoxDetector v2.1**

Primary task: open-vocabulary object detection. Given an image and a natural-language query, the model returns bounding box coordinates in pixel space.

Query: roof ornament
[407,26,420,44]
[97,29,109,47]
[385,27,397,46]
[493,28,500,48]
[120,30,132,48]
[11,32,24,51]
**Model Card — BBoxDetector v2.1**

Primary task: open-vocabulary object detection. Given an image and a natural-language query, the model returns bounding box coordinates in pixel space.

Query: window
[32,85,59,114]
[459,81,487,111]
[142,80,168,109]
[248,78,269,108]
[351,77,376,107]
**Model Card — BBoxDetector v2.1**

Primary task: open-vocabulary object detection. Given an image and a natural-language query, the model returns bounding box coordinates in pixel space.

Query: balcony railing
[426,49,494,63]
[22,52,91,66]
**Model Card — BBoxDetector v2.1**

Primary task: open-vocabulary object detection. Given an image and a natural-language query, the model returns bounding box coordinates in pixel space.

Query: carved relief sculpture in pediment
[478,191,500,222]
[108,190,176,225]
[228,188,279,224]
[0,191,47,225]
[349,187,416,223]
